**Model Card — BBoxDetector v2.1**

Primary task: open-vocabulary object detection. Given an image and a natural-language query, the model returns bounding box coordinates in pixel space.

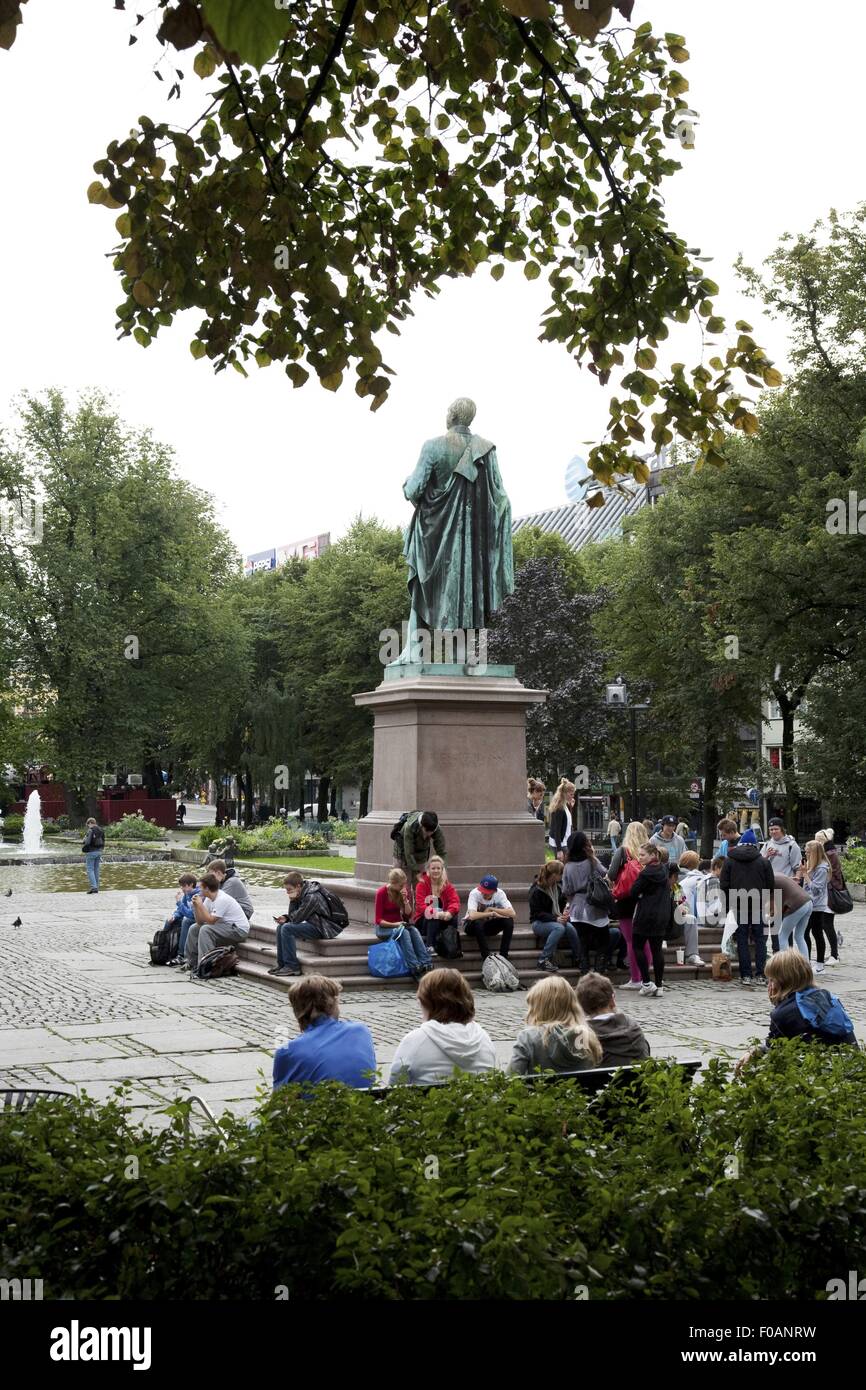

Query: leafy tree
[488,555,610,784]
[274,517,409,817]
[2,0,778,486]
[0,391,238,819]
[586,477,759,854]
[512,523,587,594]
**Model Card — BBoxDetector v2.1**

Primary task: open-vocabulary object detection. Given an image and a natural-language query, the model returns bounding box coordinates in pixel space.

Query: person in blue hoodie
[168,873,198,965]
[273,975,377,1090]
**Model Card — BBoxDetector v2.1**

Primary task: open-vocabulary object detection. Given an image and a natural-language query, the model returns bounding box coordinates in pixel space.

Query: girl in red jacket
[415,855,461,955]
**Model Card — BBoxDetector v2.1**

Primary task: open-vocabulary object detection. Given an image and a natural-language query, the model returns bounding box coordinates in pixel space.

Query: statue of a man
[398,398,513,657]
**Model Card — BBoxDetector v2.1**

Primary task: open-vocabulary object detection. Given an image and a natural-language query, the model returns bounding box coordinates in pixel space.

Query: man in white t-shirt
[184,871,251,976]
[463,875,516,961]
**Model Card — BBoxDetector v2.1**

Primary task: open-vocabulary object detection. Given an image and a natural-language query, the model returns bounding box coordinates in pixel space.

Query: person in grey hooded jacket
[760,820,802,878]
[508,976,603,1074]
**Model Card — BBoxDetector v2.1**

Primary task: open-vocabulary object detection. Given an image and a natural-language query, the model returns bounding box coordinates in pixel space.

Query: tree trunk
[297,774,305,821]
[359,782,369,818]
[142,759,164,798]
[700,739,721,859]
[779,702,799,840]
[244,765,254,825]
[330,782,338,817]
[317,774,331,823]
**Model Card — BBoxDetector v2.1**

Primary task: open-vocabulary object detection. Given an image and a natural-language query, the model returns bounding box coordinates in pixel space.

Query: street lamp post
[605,676,650,824]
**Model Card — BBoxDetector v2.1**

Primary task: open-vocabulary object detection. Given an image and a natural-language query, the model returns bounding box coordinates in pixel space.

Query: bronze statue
[397,398,513,662]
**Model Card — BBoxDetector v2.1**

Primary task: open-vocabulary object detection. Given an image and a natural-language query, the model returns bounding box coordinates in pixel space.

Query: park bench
[0,1087,76,1112]
[367,1056,702,1098]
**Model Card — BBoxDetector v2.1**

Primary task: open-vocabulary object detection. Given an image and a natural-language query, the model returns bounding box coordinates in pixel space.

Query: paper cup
[676,947,685,965]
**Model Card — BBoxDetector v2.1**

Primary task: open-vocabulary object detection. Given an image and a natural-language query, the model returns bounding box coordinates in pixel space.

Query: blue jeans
[277,919,321,968]
[736,923,767,980]
[610,835,619,851]
[779,901,811,958]
[178,916,194,958]
[376,924,430,972]
[532,918,580,963]
[85,851,101,889]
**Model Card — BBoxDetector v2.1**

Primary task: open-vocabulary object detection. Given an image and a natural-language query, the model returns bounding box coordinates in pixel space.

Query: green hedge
[2,1045,866,1300]
[103,814,167,842]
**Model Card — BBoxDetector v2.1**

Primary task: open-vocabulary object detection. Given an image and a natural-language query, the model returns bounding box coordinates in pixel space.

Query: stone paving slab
[0,1042,127,1067]
[126,1027,249,1053]
[52,1056,189,1083]
[176,1051,272,1084]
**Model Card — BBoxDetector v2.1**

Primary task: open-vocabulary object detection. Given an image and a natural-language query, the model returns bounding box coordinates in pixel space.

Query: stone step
[236,936,719,990]
[248,921,726,954]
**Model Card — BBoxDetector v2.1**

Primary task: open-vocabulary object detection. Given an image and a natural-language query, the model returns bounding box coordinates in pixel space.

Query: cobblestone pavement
[1,886,864,1128]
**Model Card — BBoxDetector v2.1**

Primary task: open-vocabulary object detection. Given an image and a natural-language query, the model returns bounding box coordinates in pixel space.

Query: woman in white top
[800,839,838,973]
[548,778,576,860]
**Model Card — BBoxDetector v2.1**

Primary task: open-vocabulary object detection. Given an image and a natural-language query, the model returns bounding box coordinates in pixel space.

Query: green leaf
[201,0,288,68]
[189,340,207,359]
[490,263,505,282]
[524,261,541,281]
[193,45,218,80]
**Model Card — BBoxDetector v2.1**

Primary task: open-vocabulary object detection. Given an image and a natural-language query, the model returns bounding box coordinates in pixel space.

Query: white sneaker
[815,962,825,974]
[655,986,664,998]
[639,981,658,997]
[826,957,839,967]
[621,979,642,990]
[687,954,707,967]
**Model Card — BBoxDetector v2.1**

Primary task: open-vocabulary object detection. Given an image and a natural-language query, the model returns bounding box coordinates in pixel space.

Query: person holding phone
[414,855,460,954]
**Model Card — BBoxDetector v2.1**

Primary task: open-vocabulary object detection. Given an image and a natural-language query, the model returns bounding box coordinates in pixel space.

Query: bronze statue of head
[446,397,476,430]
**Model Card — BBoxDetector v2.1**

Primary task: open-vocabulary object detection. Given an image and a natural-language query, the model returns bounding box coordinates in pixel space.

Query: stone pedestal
[345,674,546,912]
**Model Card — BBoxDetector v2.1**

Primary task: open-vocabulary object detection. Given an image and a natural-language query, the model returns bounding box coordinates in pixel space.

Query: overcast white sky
[1,1,863,560]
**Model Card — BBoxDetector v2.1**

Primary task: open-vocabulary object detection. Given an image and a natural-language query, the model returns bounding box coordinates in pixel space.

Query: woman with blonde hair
[507,976,603,1074]
[374,866,432,980]
[608,820,652,990]
[548,778,576,860]
[414,854,461,955]
[800,839,838,973]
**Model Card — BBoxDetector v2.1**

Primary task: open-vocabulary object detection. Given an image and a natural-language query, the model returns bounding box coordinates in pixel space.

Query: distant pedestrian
[548,779,576,860]
[177,800,187,825]
[799,840,838,974]
[527,778,546,821]
[719,833,775,986]
[562,831,610,976]
[82,818,105,894]
[607,814,622,851]
[650,814,686,865]
[609,820,652,991]
[716,817,740,858]
[761,818,802,877]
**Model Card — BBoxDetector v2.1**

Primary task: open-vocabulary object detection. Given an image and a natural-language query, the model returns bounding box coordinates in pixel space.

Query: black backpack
[389,811,409,843]
[197,946,239,979]
[319,885,349,930]
[149,917,180,966]
[435,923,463,960]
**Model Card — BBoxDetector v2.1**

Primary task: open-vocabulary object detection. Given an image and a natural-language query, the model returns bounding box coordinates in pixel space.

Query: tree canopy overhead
[3,0,779,488]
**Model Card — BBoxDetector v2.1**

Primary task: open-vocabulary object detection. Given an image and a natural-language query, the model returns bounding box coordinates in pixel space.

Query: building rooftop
[513,484,649,552]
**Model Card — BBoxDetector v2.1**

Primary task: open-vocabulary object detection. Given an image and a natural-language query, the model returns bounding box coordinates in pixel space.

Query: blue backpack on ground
[795,988,855,1042]
[368,927,411,978]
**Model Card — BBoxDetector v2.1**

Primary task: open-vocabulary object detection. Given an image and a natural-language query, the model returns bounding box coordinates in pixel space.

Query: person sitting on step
[185,871,251,977]
[414,855,461,956]
[273,975,377,1090]
[463,875,516,961]
[374,867,432,980]
[269,871,348,978]
[508,975,603,1075]
[207,857,254,922]
[168,872,198,965]
[529,860,579,973]
[576,971,651,1067]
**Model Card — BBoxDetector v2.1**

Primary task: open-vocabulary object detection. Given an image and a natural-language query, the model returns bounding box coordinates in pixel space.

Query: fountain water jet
[22,789,43,853]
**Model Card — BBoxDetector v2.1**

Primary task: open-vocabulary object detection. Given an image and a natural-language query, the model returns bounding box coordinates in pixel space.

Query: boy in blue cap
[464,875,516,960]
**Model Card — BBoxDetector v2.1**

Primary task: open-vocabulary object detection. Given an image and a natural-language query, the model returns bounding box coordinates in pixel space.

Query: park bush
[1,814,24,836]
[841,844,866,883]
[194,818,329,856]
[2,1044,866,1301]
[103,813,166,842]
[328,817,358,843]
